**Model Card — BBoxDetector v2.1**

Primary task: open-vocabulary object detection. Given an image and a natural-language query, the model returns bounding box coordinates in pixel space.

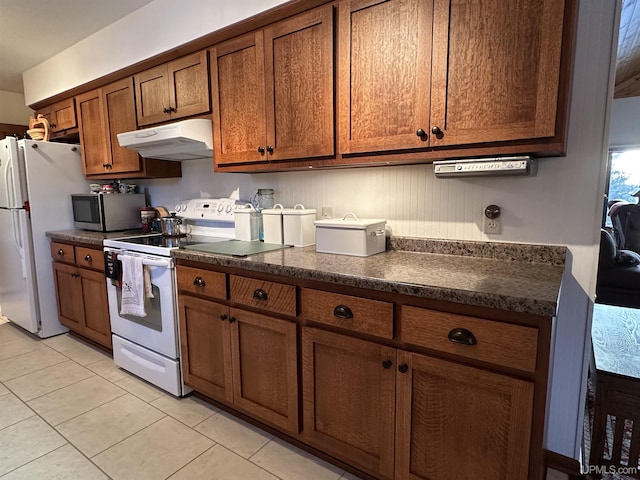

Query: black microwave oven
[71,193,146,232]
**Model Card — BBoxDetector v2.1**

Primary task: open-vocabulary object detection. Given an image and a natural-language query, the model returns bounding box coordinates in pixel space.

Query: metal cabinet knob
[193,277,206,287]
[398,363,409,374]
[58,249,64,256]
[253,289,268,301]
[266,146,274,154]
[447,328,477,345]
[84,255,92,262]
[333,305,353,319]
[416,128,426,137]
[228,316,236,324]
[220,314,228,321]
[382,359,393,369]
[431,126,443,135]
[258,146,265,155]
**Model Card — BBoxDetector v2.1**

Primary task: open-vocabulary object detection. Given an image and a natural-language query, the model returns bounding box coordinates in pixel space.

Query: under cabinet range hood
[117,119,213,160]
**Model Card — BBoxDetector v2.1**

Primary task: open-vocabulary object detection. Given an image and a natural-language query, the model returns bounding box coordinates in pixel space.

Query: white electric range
[103,197,237,396]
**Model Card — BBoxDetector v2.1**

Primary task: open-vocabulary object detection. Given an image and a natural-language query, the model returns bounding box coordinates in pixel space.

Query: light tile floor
[0,318,570,480]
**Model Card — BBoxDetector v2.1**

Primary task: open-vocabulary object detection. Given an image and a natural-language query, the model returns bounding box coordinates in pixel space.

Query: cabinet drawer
[75,246,104,271]
[300,288,393,339]
[50,242,75,264]
[398,306,538,373]
[229,275,296,316]
[177,266,226,300]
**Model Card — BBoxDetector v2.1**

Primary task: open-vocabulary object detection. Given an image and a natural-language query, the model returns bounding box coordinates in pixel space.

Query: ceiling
[1,1,639,99]
[0,0,154,94]
[616,0,640,98]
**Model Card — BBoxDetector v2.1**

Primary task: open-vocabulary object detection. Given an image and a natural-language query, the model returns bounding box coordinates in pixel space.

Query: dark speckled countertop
[45,230,566,317]
[173,237,566,317]
[46,229,152,247]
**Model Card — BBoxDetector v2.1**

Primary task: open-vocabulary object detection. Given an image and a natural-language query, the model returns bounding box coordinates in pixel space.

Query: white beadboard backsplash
[140,154,587,246]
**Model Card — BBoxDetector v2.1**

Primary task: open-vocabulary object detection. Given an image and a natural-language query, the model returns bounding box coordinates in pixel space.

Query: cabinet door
[338,0,432,154]
[168,51,210,120]
[265,4,334,161]
[395,351,534,480]
[52,262,84,332]
[38,98,77,133]
[230,308,298,433]
[79,268,112,348]
[429,0,566,147]
[301,327,396,480]
[210,32,267,165]
[103,78,141,175]
[135,64,171,127]
[76,89,110,175]
[178,296,233,402]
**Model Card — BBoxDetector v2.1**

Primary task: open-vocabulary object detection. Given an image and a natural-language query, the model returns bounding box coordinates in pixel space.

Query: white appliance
[103,196,237,396]
[0,137,86,337]
[116,119,213,161]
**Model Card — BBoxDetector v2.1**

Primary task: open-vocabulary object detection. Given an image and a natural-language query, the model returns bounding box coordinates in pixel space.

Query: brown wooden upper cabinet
[210,4,334,167]
[76,78,182,179]
[338,0,568,154]
[76,78,142,177]
[134,51,210,127]
[36,98,77,138]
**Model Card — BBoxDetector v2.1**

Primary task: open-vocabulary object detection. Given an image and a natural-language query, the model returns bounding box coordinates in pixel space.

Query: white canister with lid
[314,213,387,256]
[282,204,317,247]
[234,204,261,241]
[262,204,285,244]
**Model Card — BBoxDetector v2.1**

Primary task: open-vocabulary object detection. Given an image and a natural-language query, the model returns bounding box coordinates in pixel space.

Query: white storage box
[262,204,284,244]
[234,204,260,241]
[315,214,387,256]
[283,204,317,247]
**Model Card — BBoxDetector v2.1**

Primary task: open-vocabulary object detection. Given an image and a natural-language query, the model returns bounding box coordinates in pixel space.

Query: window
[604,149,640,227]
[607,149,640,203]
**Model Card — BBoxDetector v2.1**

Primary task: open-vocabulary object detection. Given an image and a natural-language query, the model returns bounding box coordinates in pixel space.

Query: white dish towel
[119,254,153,317]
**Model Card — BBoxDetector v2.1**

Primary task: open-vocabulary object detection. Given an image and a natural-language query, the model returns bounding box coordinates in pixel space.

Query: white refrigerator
[0,137,87,337]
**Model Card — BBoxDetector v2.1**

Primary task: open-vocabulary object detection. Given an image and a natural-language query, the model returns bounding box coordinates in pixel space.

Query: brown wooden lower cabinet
[178,295,298,433]
[51,243,111,348]
[395,350,534,480]
[301,327,396,480]
[177,264,546,480]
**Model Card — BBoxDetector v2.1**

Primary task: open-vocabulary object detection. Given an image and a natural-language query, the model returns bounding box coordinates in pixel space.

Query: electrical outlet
[483,209,502,234]
[321,206,334,219]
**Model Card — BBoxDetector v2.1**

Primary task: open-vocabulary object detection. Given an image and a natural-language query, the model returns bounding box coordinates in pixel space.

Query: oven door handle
[142,258,173,268]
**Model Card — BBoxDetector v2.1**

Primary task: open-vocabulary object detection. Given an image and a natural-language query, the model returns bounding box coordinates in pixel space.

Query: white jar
[282,204,317,247]
[234,204,260,241]
[262,204,285,244]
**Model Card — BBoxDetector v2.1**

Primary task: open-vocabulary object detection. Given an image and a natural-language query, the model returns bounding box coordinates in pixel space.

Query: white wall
[609,96,640,147]
[22,0,287,105]
[24,0,618,461]
[0,91,32,124]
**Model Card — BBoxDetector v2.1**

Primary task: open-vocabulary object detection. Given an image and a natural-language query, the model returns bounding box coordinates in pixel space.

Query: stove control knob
[225,204,233,213]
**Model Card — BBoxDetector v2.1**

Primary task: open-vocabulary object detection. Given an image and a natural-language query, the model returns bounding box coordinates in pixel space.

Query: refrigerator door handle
[3,156,15,207]
[11,210,26,278]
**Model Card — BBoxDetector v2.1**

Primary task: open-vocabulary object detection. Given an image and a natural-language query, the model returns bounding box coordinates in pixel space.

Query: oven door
[105,249,178,359]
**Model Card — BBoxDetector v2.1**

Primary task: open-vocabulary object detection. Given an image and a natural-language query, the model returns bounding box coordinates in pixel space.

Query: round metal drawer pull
[398,363,409,374]
[220,314,228,321]
[333,305,353,319]
[84,255,92,262]
[382,359,393,369]
[193,277,206,287]
[228,316,236,324]
[253,289,268,301]
[447,328,477,345]
[57,249,64,256]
